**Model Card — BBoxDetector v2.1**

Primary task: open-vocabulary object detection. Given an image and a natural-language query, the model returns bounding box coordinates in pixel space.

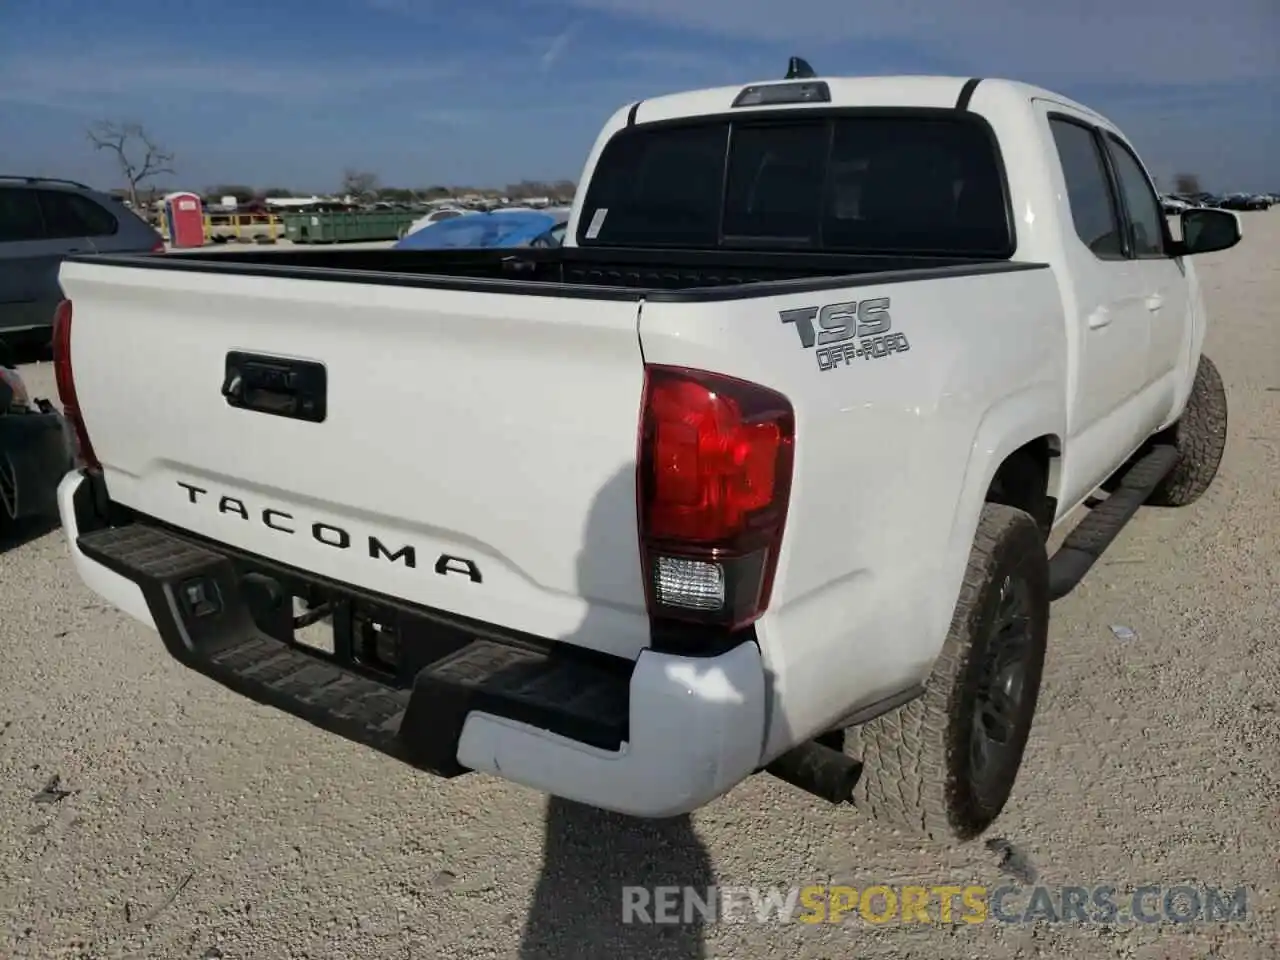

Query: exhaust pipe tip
[764,740,862,805]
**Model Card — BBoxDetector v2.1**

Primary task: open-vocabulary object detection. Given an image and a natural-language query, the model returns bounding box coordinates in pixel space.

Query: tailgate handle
[222,352,327,423]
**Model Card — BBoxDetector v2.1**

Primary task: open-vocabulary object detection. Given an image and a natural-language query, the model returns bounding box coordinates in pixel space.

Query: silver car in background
[0,176,164,348]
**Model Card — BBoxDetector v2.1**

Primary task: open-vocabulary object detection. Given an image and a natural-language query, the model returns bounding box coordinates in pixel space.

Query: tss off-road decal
[780,298,910,372]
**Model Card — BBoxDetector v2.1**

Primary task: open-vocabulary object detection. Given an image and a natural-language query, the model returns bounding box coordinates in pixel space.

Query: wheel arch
[930,385,1065,650]
[986,434,1062,537]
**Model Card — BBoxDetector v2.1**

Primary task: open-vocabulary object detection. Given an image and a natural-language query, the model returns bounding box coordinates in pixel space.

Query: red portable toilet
[163,191,205,248]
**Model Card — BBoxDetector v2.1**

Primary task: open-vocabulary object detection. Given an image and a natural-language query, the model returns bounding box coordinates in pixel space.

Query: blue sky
[1,0,1276,194]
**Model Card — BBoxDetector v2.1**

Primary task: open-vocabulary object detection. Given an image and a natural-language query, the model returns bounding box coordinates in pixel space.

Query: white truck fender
[930,383,1066,651]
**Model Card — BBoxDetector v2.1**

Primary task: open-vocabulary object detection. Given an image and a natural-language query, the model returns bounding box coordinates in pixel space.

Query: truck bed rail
[68,247,1048,301]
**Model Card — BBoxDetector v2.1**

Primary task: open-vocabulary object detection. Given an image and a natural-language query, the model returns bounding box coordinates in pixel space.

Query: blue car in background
[393,210,565,250]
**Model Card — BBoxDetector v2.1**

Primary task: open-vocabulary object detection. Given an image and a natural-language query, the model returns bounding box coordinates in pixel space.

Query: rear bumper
[1,409,74,520]
[57,471,766,817]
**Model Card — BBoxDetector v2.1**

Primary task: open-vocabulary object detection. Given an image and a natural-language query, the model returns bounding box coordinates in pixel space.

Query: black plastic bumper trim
[75,520,636,777]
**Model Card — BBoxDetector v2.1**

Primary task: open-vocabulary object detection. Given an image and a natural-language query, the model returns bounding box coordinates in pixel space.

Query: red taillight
[150,238,165,253]
[52,299,100,470]
[638,365,794,631]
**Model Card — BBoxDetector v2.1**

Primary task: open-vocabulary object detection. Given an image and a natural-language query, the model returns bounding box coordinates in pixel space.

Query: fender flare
[926,382,1066,649]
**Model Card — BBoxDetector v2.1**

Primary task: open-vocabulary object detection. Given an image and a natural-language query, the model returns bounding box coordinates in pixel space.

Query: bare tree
[1173,172,1203,195]
[340,169,380,201]
[86,121,175,208]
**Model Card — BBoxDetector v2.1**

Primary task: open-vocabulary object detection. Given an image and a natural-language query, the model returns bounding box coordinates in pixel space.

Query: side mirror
[1174,208,1241,257]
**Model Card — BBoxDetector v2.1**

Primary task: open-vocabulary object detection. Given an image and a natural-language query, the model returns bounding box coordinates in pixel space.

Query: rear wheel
[845,503,1049,842]
[1146,354,1227,507]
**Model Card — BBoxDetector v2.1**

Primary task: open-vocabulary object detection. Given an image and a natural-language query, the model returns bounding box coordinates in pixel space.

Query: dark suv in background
[0,176,164,348]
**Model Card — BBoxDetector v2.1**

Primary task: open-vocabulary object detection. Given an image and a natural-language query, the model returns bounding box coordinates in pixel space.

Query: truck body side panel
[638,265,1068,759]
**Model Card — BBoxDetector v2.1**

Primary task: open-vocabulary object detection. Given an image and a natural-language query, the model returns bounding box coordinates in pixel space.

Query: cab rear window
[577,112,1013,257]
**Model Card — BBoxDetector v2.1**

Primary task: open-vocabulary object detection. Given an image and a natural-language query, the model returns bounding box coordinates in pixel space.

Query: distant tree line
[206,169,578,205]
[82,119,577,207]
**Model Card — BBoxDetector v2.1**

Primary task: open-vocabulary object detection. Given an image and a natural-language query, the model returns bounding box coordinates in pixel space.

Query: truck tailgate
[60,262,652,659]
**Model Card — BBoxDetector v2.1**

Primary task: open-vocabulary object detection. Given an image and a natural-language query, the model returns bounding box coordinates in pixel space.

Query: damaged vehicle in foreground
[51,63,1239,842]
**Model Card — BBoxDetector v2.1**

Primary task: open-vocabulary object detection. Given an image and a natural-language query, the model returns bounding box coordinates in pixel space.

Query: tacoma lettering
[370,539,416,568]
[174,481,479,581]
[263,509,293,533]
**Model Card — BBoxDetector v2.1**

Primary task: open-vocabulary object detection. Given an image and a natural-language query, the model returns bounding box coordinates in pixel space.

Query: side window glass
[1105,136,1165,257]
[68,194,119,236]
[0,188,47,243]
[38,191,88,239]
[1048,118,1124,260]
[39,191,118,239]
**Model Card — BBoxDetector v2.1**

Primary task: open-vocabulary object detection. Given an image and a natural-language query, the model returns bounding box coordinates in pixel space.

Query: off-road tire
[1145,354,1227,507]
[845,503,1049,843]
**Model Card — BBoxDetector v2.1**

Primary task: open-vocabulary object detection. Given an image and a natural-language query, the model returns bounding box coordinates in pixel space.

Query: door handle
[1087,306,1112,329]
[1145,294,1164,312]
[223,352,327,423]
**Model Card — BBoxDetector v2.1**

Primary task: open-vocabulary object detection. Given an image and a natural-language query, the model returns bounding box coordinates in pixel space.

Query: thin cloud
[0,50,464,110]
[557,0,1278,86]
[540,22,580,72]
[415,109,485,126]
[411,101,616,126]
[363,0,529,36]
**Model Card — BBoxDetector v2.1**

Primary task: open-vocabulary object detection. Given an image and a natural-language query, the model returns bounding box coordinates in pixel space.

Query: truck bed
[73,246,1045,301]
[56,241,1058,669]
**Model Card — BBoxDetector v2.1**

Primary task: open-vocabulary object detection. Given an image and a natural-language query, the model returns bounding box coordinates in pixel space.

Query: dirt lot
[2,216,1277,959]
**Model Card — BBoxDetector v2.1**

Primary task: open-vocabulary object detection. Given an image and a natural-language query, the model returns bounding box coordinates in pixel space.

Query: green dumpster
[282,211,419,244]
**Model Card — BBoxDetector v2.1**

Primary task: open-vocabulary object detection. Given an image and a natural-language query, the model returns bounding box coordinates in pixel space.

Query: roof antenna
[785,57,816,80]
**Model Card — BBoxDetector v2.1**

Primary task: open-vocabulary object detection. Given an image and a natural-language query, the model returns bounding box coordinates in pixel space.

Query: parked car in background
[0,176,164,348]
[393,210,560,249]
[1218,193,1270,211]
[1183,192,1217,208]
[400,206,471,238]
[529,221,568,248]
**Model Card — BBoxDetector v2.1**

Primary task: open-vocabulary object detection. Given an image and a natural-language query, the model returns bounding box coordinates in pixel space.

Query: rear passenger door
[1043,109,1154,475]
[1098,133,1188,408]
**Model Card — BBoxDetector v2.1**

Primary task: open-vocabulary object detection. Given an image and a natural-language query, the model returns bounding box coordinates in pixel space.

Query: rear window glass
[578,114,1013,256]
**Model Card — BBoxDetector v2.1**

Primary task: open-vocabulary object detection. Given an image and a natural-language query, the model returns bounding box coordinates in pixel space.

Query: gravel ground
[2,215,1278,960]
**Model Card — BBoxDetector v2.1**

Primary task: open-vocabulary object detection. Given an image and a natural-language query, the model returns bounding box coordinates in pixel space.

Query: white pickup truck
[53,65,1239,842]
